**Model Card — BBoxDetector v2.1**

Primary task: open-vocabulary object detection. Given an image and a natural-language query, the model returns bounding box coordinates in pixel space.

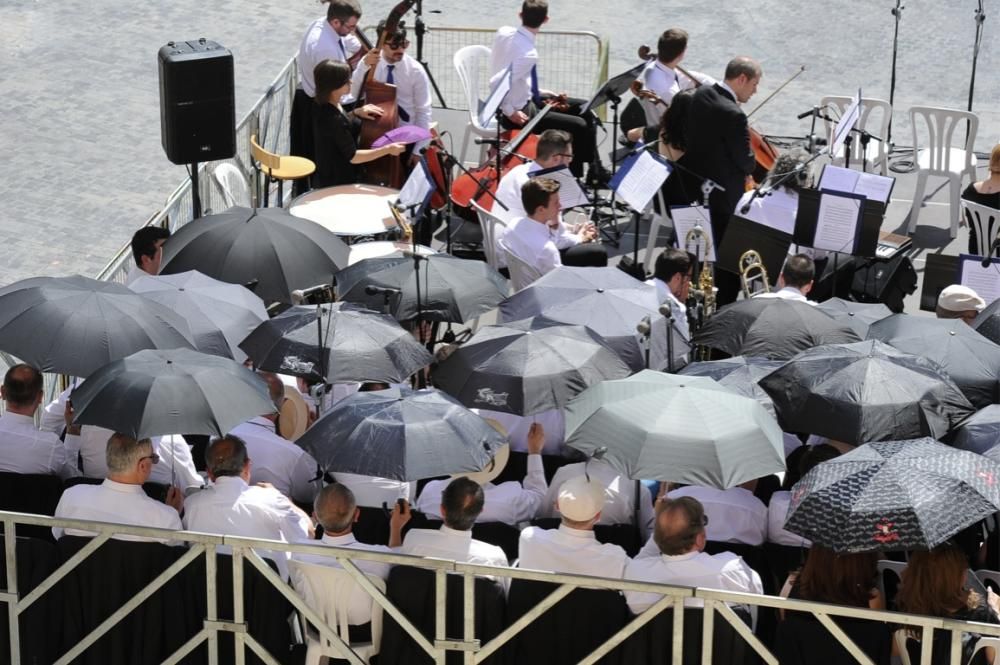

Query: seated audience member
[518,475,629,578]
[230,372,319,504]
[472,409,565,456]
[183,435,313,579]
[0,364,78,479]
[125,226,171,285]
[541,458,655,540]
[76,427,203,492]
[936,284,986,324]
[754,253,816,304]
[668,480,767,546]
[53,433,184,543]
[647,248,693,336]
[781,544,883,610]
[961,143,1000,254]
[415,424,547,525]
[767,444,841,547]
[624,496,763,613]
[499,178,565,277]
[400,477,509,569]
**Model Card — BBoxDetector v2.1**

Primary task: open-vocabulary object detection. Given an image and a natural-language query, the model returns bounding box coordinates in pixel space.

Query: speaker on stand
[158,39,235,219]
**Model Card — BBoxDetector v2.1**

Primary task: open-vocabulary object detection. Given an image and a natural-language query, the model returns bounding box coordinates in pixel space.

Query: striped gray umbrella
[679,355,783,417]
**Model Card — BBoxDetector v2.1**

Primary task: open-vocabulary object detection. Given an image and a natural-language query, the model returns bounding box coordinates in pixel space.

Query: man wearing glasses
[53,434,184,544]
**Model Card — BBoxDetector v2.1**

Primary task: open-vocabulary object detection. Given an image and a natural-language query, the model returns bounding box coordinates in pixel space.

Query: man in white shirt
[499,178,564,278]
[646,248,693,370]
[184,435,313,579]
[754,254,815,305]
[230,373,319,505]
[53,433,184,543]
[124,226,170,285]
[473,408,565,456]
[624,496,762,614]
[636,29,714,127]
[76,426,203,492]
[0,364,78,479]
[667,482,768,546]
[415,425,547,526]
[518,475,629,578]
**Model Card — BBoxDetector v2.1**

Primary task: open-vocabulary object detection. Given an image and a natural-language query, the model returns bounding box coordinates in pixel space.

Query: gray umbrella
[433,316,632,416]
[815,298,894,338]
[498,266,663,371]
[867,314,1000,409]
[295,387,506,481]
[565,370,785,488]
[679,355,783,417]
[70,348,275,439]
[972,297,1000,345]
[0,275,195,377]
[949,405,1000,455]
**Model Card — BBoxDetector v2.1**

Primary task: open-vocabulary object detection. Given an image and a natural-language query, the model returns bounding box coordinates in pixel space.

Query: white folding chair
[288,559,385,665]
[453,45,499,166]
[876,559,906,604]
[819,96,893,176]
[471,200,508,270]
[905,106,979,238]
[969,636,1000,665]
[211,162,251,209]
[963,200,1000,257]
[503,248,544,292]
[644,190,673,268]
[893,628,914,665]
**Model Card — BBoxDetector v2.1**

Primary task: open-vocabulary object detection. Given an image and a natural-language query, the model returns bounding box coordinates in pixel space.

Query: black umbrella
[498,266,663,371]
[972,297,1000,344]
[295,387,506,481]
[70,348,275,439]
[159,206,350,304]
[0,275,195,377]
[784,439,1000,552]
[948,405,1000,455]
[433,316,632,416]
[336,254,508,323]
[815,298,894,338]
[867,314,1000,409]
[238,303,432,383]
[679,355,783,417]
[759,340,975,444]
[693,298,861,360]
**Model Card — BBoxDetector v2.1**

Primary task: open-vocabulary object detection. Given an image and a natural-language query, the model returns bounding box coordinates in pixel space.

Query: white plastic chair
[905,106,979,238]
[893,629,914,665]
[820,96,893,176]
[503,248,544,291]
[969,636,1000,665]
[211,162,251,209]
[974,568,1000,591]
[963,200,1000,257]
[471,200,508,270]
[454,45,499,165]
[645,190,672,268]
[288,559,385,665]
[876,559,906,604]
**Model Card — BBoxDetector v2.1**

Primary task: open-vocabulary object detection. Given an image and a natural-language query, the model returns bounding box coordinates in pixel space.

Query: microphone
[474,137,501,146]
[982,238,1000,267]
[797,106,819,120]
[636,315,652,336]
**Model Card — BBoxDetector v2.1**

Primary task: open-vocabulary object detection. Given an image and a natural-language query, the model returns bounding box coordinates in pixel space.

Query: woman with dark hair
[962,144,1000,255]
[311,59,406,188]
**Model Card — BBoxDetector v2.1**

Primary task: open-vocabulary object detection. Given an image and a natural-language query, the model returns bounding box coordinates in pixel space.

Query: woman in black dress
[962,143,1000,254]
[311,59,405,189]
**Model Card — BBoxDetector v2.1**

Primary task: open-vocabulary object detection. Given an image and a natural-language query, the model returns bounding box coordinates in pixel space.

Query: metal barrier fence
[3,509,1000,665]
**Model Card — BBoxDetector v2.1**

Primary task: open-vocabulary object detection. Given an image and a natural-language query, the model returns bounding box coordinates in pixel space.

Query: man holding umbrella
[0,364,79,479]
[125,226,170,285]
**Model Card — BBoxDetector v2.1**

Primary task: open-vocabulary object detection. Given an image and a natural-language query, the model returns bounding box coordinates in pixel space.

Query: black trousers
[290,88,315,196]
[560,243,608,267]
[501,97,599,178]
[706,186,742,307]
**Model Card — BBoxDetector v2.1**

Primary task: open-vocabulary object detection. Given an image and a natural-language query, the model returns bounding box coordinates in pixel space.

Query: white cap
[556,475,606,522]
[938,284,986,313]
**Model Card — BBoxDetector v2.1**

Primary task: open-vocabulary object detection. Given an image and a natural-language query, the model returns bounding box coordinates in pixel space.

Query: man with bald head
[0,363,79,478]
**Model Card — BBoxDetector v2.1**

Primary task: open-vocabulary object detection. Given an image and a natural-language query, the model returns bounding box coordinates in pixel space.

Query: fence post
[4,518,19,665]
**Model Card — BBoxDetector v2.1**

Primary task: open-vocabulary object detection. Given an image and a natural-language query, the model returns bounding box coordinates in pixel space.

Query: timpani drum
[289,184,406,237]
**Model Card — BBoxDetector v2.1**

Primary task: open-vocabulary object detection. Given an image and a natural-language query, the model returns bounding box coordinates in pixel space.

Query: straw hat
[452,418,510,485]
[278,385,310,441]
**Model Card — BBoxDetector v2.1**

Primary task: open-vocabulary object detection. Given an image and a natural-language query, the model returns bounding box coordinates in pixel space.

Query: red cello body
[450,129,541,218]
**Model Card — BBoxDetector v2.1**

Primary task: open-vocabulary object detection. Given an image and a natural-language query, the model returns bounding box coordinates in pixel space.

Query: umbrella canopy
[295,387,506,481]
[130,270,268,362]
[565,370,784,489]
[948,405,1000,455]
[972,297,1000,345]
[238,302,432,383]
[498,266,663,371]
[433,316,632,416]
[815,298,894,338]
[759,340,975,444]
[336,254,508,323]
[70,348,275,439]
[784,439,1000,552]
[159,206,350,304]
[693,298,861,360]
[0,275,195,377]
[679,355,783,417]
[867,314,1000,409]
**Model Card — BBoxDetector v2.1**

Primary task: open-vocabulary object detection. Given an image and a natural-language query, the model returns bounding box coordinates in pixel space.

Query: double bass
[357,0,417,188]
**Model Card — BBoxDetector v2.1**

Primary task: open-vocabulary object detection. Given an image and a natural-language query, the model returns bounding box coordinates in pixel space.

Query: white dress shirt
[754,286,814,305]
[230,417,319,504]
[400,524,510,569]
[0,412,79,479]
[297,17,362,97]
[767,491,810,547]
[624,550,763,613]
[489,26,538,117]
[333,472,415,509]
[518,524,629,578]
[415,454,547,525]
[75,426,202,490]
[349,52,432,149]
[646,278,691,341]
[500,216,562,276]
[125,264,152,286]
[667,486,767,546]
[53,479,183,543]
[473,409,566,455]
[493,162,582,252]
[540,461,655,540]
[638,60,713,125]
[184,476,312,579]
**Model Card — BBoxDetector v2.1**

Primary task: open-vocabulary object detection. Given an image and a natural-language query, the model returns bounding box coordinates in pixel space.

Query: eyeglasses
[387,40,410,50]
[555,152,574,159]
[139,453,161,465]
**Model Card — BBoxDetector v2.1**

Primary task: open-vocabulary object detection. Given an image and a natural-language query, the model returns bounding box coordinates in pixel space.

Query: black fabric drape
[774,614,892,665]
[620,605,754,665]
[0,536,63,664]
[0,472,64,541]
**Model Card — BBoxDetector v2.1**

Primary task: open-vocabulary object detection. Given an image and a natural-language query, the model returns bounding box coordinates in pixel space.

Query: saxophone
[685,223,715,319]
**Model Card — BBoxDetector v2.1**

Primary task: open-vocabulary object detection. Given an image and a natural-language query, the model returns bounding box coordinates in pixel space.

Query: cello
[357,0,417,189]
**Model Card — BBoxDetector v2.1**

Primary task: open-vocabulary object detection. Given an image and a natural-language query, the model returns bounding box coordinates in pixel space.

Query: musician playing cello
[636,29,714,127]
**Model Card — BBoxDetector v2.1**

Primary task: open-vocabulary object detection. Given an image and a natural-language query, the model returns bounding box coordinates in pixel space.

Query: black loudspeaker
[850,254,918,313]
[158,39,235,165]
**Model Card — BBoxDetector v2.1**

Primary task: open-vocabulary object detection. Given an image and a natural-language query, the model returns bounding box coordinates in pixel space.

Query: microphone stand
[968,0,986,141]
[412,0,448,108]
[887,0,905,149]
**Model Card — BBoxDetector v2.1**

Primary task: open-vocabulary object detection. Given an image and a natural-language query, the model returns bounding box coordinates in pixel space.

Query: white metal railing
[3,509,1000,665]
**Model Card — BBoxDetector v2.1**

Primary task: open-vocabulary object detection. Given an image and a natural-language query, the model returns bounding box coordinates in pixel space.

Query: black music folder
[794,188,885,258]
[717,215,792,279]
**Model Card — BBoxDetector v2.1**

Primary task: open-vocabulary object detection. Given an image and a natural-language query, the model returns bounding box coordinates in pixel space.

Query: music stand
[920,254,961,312]
[717,215,793,281]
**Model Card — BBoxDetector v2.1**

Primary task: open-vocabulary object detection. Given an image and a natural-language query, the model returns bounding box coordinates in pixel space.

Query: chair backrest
[908,106,979,173]
[288,559,385,652]
[453,46,497,132]
[503,248,545,291]
[820,96,892,159]
[877,559,907,608]
[469,522,518,563]
[471,200,507,269]
[620,605,753,665]
[212,162,251,209]
[963,200,1000,257]
[251,133,281,171]
[974,568,1000,593]
[0,472,63,540]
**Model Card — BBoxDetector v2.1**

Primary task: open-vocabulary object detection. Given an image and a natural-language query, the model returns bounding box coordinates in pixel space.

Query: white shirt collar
[662,550,701,562]
[718,81,739,103]
[322,533,359,547]
[516,26,536,43]
[1,412,37,426]
[557,524,597,540]
[439,524,473,540]
[102,478,146,494]
[248,416,276,432]
[212,475,249,490]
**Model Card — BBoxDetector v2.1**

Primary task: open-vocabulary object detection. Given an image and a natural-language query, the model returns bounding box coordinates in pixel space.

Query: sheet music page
[671,205,717,262]
[396,161,435,212]
[529,165,590,209]
[830,89,861,158]
[853,172,895,204]
[960,256,1000,306]
[818,165,860,195]
[813,192,861,253]
[480,67,512,127]
[610,150,672,212]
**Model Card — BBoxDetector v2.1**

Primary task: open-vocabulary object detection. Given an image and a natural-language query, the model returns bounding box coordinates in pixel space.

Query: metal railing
[3,509,1000,665]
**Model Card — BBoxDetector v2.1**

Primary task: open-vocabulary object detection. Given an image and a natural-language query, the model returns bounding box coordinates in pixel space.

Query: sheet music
[959,255,1000,306]
[853,173,894,204]
[830,88,861,158]
[813,192,861,253]
[396,160,435,215]
[671,205,717,262]
[819,165,894,204]
[529,165,590,209]
[609,150,672,212]
[480,66,512,127]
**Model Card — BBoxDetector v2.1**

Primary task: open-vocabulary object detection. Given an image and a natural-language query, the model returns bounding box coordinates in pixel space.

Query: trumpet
[739,250,771,298]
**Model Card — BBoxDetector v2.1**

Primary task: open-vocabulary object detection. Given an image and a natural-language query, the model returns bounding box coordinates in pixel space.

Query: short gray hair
[314,483,357,533]
[724,56,761,82]
[206,435,249,477]
[106,433,153,474]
